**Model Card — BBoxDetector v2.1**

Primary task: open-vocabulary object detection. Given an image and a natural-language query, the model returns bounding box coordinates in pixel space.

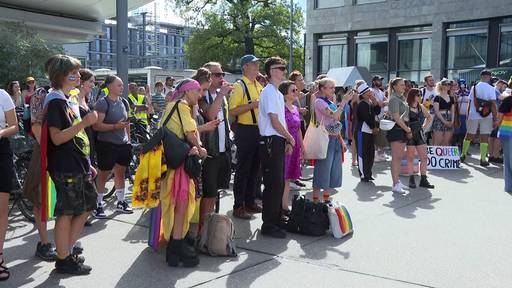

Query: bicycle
[8,135,35,222]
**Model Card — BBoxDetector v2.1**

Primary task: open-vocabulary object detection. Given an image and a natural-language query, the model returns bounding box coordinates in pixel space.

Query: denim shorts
[50,172,97,217]
[313,137,343,189]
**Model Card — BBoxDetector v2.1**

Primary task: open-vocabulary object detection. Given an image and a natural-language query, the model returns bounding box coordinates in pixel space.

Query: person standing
[164,76,175,97]
[355,82,381,182]
[198,62,233,226]
[489,79,508,163]
[497,91,512,193]
[454,79,470,150]
[229,55,263,219]
[432,79,455,146]
[405,88,434,189]
[259,56,294,238]
[460,70,498,166]
[44,54,98,274]
[279,81,304,214]
[387,78,411,194]
[0,88,18,281]
[93,75,133,217]
[371,75,389,162]
[22,76,37,103]
[6,81,23,108]
[152,81,167,115]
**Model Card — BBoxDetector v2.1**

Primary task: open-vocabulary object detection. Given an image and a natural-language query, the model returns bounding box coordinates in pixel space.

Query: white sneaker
[374,153,384,162]
[392,183,406,194]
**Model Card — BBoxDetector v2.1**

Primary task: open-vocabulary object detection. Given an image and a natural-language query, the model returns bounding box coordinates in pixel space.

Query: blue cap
[240,54,259,68]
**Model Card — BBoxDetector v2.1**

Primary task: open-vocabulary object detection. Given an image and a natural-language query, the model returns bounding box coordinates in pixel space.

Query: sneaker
[261,225,287,239]
[245,203,263,214]
[293,180,306,187]
[93,205,107,219]
[460,155,466,163]
[392,183,406,194]
[55,255,91,275]
[116,201,133,214]
[233,207,252,219]
[35,242,57,262]
[480,160,490,167]
[398,180,408,190]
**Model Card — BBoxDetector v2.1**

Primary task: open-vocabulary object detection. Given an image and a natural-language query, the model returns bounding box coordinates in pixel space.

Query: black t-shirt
[433,95,454,110]
[47,99,90,174]
[499,96,512,114]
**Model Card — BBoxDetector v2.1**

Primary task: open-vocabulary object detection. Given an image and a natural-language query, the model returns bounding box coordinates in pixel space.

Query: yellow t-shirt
[228,75,262,125]
[161,101,197,139]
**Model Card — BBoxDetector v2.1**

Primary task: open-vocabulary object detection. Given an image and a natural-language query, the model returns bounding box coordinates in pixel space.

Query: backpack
[286,195,330,236]
[198,213,237,257]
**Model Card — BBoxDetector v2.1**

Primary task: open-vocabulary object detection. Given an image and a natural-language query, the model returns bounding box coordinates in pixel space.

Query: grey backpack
[198,213,237,257]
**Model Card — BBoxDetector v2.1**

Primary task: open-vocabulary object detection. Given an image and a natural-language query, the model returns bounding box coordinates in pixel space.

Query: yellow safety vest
[128,93,148,124]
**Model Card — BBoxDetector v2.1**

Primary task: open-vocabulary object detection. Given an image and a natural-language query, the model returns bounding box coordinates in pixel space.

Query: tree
[176,0,304,73]
[0,22,63,88]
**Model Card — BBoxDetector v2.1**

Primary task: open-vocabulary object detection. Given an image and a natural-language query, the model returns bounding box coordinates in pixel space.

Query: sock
[480,143,488,161]
[322,193,330,202]
[462,139,471,156]
[97,192,104,205]
[116,188,125,202]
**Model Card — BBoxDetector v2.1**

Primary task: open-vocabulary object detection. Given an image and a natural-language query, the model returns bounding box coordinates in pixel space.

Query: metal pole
[116,0,129,98]
[141,12,147,68]
[289,0,293,72]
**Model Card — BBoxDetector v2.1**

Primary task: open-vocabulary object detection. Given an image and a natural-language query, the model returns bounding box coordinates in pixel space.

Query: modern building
[64,18,190,71]
[305,0,512,84]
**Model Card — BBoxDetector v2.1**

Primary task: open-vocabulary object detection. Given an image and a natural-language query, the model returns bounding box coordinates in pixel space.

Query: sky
[134,0,307,26]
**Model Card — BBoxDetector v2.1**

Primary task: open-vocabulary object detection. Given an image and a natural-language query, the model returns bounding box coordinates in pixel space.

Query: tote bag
[303,117,329,160]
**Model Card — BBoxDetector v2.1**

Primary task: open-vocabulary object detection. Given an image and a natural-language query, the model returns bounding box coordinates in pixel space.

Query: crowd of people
[0,53,511,280]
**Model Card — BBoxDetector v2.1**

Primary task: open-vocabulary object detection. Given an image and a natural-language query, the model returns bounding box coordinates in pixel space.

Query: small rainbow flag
[335,205,353,236]
[45,176,57,219]
[329,202,353,238]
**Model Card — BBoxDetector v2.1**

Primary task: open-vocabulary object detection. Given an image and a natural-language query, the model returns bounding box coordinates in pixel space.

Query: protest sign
[427,146,461,170]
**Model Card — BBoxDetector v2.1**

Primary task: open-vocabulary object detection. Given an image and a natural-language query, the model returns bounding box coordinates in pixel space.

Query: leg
[432,131,442,146]
[444,132,453,147]
[282,180,291,211]
[417,145,429,176]
[68,212,90,251]
[406,145,416,176]
[232,125,254,209]
[363,133,374,179]
[480,134,490,162]
[33,206,49,244]
[54,216,73,258]
[0,194,8,256]
[390,141,405,186]
[172,200,188,240]
[356,131,364,177]
[95,169,110,202]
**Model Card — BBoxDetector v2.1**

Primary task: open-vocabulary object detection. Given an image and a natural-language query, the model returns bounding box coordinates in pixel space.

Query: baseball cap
[372,75,384,81]
[26,76,35,83]
[240,55,259,68]
[480,69,492,76]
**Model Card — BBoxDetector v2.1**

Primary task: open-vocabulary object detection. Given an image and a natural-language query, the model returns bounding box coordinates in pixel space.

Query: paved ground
[4,148,511,288]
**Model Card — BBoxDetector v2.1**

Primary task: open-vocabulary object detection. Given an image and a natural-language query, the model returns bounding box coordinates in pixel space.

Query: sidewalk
[4,150,511,288]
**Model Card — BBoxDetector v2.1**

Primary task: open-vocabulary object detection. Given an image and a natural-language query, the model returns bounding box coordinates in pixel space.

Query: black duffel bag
[286,195,329,236]
[141,100,190,169]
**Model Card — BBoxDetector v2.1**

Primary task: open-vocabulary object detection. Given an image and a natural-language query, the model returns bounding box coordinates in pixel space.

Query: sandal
[0,253,10,281]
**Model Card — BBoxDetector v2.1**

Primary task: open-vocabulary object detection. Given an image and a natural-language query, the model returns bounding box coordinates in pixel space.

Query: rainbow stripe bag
[327,202,353,239]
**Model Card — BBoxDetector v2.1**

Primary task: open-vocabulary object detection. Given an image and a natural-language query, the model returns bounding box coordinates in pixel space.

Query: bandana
[171,79,201,101]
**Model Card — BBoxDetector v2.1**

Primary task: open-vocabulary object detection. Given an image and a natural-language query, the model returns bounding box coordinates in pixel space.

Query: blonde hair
[435,79,451,95]
[387,77,404,97]
[317,78,336,90]
[355,80,366,89]
[202,62,222,70]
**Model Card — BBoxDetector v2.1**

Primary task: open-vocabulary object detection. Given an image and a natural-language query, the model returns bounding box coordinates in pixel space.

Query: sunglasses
[271,66,287,71]
[212,72,226,77]
[290,88,298,92]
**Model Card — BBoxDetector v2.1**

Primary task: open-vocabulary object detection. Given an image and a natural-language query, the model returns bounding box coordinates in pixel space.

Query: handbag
[286,195,329,236]
[184,154,201,178]
[141,101,190,169]
[303,114,329,160]
[472,85,492,118]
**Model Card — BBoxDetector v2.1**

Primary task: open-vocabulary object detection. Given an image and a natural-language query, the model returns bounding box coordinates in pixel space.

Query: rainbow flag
[498,112,512,139]
[335,205,353,236]
[45,176,57,219]
[148,205,164,251]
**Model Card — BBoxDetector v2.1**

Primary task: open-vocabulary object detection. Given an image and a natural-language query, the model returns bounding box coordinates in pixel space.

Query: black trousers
[233,124,260,209]
[260,135,285,227]
[356,130,375,179]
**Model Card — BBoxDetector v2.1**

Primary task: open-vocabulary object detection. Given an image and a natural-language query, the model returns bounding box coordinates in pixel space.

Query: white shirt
[258,83,286,138]
[205,90,226,153]
[164,86,173,97]
[468,82,497,120]
[372,87,387,119]
[422,87,435,103]
[0,89,15,129]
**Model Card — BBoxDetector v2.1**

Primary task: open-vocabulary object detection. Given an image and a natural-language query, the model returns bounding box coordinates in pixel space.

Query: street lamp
[289,0,293,72]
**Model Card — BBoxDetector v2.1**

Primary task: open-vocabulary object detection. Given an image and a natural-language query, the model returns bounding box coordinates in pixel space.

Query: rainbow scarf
[498,112,512,139]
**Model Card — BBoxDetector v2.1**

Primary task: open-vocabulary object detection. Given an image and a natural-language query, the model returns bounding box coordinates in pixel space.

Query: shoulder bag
[472,85,492,118]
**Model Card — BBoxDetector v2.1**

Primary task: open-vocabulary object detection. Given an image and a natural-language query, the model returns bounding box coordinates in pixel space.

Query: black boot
[419,175,434,189]
[166,239,199,268]
[408,175,416,189]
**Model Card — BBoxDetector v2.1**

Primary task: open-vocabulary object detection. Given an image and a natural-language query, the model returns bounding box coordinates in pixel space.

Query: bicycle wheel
[103,172,116,200]
[18,197,35,223]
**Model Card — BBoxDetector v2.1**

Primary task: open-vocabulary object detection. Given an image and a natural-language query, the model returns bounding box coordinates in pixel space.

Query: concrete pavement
[4,148,511,288]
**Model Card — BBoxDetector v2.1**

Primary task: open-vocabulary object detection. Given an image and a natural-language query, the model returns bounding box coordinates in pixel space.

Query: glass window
[357,42,388,77]
[446,33,487,70]
[356,0,385,4]
[500,29,512,67]
[316,0,343,9]
[319,44,347,74]
[449,21,488,29]
[398,38,431,71]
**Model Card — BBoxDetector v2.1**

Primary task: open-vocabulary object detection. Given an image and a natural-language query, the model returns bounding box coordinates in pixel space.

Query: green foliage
[177,0,304,73]
[0,22,63,88]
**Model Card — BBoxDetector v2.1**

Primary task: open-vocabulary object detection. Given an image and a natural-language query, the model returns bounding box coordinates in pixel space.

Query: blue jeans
[501,138,512,193]
[313,137,343,189]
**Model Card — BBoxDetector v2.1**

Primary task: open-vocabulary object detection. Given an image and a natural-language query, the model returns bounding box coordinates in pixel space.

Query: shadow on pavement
[353,181,386,202]
[383,190,441,219]
[429,167,473,183]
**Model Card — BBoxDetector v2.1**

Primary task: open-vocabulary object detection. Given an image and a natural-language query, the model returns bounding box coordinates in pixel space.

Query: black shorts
[201,152,231,198]
[0,139,14,193]
[95,140,132,171]
[50,172,97,217]
[407,129,427,146]
[490,127,499,138]
[387,127,407,143]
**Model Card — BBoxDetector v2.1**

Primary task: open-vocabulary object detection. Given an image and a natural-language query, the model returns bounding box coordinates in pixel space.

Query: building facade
[305,0,512,84]
[65,18,190,71]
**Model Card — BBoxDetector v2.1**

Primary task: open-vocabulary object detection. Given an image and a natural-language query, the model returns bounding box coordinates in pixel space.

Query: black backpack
[286,195,330,236]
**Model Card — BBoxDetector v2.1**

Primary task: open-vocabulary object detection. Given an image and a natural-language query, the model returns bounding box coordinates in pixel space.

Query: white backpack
[198,213,237,257]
